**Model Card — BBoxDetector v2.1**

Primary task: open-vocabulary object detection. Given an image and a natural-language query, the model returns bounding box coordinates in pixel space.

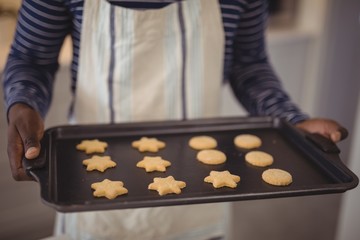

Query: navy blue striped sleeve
[229,0,309,124]
[3,0,309,124]
[3,0,71,118]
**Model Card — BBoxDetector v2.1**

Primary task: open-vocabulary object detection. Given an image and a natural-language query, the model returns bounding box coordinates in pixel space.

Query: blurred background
[0,0,359,239]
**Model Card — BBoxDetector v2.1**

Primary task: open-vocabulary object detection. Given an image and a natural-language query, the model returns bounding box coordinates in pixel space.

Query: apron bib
[59,0,227,239]
[73,0,224,123]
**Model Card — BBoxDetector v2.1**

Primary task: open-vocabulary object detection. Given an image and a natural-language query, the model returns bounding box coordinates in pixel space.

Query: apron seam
[177,1,187,120]
[108,5,116,123]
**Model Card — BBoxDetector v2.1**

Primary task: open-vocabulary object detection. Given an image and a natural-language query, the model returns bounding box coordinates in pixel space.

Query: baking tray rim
[24,116,359,212]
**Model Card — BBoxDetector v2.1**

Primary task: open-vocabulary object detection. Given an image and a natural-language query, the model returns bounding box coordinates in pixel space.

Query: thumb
[7,103,44,181]
[24,138,41,159]
[330,127,348,143]
[19,120,43,160]
[9,103,44,160]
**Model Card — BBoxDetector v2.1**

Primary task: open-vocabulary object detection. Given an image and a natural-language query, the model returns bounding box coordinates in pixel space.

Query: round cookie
[262,168,293,186]
[245,151,274,167]
[189,136,217,150]
[197,149,226,165]
[234,134,262,149]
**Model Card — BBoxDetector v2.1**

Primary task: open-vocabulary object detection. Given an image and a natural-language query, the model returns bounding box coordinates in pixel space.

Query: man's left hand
[295,118,348,143]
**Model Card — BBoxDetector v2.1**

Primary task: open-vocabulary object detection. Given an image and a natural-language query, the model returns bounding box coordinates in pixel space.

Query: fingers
[330,127,349,143]
[326,123,348,143]
[330,131,341,143]
[22,134,42,160]
[295,118,348,143]
[338,127,349,141]
[13,107,43,159]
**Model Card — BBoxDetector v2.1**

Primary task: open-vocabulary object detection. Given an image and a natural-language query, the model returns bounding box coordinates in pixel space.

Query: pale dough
[196,149,227,165]
[234,134,262,149]
[262,168,293,186]
[189,136,217,150]
[245,151,274,167]
[204,170,240,188]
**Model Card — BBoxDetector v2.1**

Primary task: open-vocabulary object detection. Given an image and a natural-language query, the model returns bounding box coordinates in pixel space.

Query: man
[3,0,347,239]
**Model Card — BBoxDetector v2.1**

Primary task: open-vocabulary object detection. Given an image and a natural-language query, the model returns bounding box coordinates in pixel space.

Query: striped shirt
[2,0,308,124]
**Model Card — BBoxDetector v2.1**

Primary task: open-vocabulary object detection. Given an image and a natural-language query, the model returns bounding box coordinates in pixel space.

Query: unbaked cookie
[262,168,293,186]
[245,151,274,167]
[148,176,186,196]
[132,137,166,152]
[91,179,128,199]
[196,149,226,165]
[234,134,262,149]
[76,139,108,154]
[82,155,116,172]
[204,170,240,188]
[136,156,171,172]
[188,136,217,150]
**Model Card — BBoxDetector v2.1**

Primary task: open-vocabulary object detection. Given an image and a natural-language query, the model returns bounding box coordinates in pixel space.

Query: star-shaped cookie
[82,155,116,172]
[132,137,165,152]
[148,176,186,196]
[204,170,241,188]
[76,139,108,154]
[136,156,171,172]
[91,179,128,199]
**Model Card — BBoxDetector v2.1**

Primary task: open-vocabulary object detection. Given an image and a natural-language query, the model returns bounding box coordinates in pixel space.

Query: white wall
[336,93,360,240]
[333,2,360,239]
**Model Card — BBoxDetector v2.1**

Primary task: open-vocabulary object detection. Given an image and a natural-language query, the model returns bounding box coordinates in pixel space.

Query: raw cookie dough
[136,156,171,172]
[132,137,166,152]
[76,139,108,154]
[245,151,274,167]
[91,179,128,199]
[262,168,293,186]
[196,149,227,165]
[82,155,116,172]
[234,134,262,149]
[148,176,186,196]
[188,136,217,150]
[204,170,241,188]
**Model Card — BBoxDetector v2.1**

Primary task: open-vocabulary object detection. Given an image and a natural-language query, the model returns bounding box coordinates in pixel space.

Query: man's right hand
[7,103,44,181]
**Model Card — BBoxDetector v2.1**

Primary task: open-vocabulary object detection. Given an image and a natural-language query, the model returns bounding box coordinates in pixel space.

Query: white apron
[56,0,228,239]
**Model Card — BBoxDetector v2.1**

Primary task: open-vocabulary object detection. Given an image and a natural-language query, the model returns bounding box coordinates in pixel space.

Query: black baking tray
[24,117,358,212]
